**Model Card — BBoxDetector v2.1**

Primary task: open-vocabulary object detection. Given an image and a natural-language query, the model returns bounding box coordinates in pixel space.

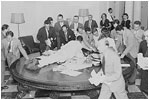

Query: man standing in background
[37,20,51,53]
[1,24,9,90]
[107,8,115,30]
[54,14,69,49]
[84,15,98,33]
[70,15,83,36]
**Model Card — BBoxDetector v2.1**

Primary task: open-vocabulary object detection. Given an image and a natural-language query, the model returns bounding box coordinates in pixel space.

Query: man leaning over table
[115,25,139,85]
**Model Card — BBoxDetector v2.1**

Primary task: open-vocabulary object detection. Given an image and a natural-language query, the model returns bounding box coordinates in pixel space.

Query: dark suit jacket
[37,26,48,52]
[54,20,69,49]
[59,29,76,47]
[121,20,131,29]
[84,20,98,32]
[139,40,148,57]
[37,26,57,51]
[70,22,83,30]
[37,26,48,43]
[54,21,69,33]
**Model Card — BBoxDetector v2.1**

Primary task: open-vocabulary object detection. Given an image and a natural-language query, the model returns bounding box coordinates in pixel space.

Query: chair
[19,35,40,54]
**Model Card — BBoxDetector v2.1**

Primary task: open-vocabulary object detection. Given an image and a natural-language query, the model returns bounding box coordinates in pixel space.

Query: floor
[1,66,148,99]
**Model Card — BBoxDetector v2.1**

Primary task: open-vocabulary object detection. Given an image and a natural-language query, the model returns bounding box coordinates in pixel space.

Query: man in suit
[116,25,139,85]
[1,31,29,67]
[54,14,69,49]
[107,8,115,30]
[131,21,145,52]
[1,24,10,90]
[97,38,128,99]
[37,20,53,53]
[84,15,98,33]
[70,15,83,36]
[47,17,57,50]
[59,25,75,48]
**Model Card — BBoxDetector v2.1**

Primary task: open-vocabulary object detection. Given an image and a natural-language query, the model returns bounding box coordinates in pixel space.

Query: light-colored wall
[1,1,109,41]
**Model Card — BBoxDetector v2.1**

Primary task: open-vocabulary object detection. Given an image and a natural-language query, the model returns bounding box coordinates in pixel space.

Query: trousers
[98,84,128,99]
[1,60,6,87]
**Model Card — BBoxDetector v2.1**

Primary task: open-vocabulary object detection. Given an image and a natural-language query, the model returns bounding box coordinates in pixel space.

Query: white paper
[121,64,130,67]
[137,53,148,70]
[60,70,82,77]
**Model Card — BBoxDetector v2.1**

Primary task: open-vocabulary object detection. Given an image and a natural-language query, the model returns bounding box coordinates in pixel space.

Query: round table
[10,53,101,98]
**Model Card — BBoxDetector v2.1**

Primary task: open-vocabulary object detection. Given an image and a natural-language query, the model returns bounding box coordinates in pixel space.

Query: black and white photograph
[1,0,148,99]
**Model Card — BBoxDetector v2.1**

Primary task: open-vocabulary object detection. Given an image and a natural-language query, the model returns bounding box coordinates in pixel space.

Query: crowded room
[1,1,148,99]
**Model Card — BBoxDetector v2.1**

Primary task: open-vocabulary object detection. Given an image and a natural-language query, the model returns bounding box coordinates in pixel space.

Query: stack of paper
[60,70,82,77]
[137,53,148,70]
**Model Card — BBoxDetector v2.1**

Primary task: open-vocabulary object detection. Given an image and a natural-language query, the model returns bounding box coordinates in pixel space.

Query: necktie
[102,55,105,75]
[8,41,11,53]
[65,33,68,42]
[111,15,114,21]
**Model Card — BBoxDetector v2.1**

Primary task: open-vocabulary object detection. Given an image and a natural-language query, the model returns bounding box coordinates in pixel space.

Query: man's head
[108,8,113,13]
[122,13,129,20]
[6,31,14,41]
[57,14,64,22]
[97,38,109,53]
[88,15,93,21]
[115,25,124,35]
[85,27,91,34]
[2,24,10,33]
[134,21,141,31]
[113,19,120,28]
[62,25,68,33]
[77,35,83,42]
[73,15,79,23]
[77,27,84,33]
[47,17,53,26]
[44,20,50,29]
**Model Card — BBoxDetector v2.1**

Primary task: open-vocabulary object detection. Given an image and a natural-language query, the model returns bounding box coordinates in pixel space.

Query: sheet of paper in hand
[88,69,103,86]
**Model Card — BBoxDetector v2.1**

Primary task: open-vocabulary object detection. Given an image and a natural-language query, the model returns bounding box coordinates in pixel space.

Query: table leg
[16,83,31,99]
[86,89,99,99]
[49,91,60,99]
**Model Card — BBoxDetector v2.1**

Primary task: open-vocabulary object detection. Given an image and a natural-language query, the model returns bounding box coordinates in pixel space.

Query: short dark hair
[6,31,14,37]
[101,27,110,37]
[113,19,120,25]
[85,27,91,32]
[2,24,9,31]
[115,25,124,31]
[74,15,79,19]
[58,14,63,18]
[108,8,112,12]
[62,24,68,29]
[122,13,129,19]
[77,36,83,42]
[134,21,141,26]
[47,17,53,21]
[101,13,107,19]
[88,14,93,17]
[44,20,50,24]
